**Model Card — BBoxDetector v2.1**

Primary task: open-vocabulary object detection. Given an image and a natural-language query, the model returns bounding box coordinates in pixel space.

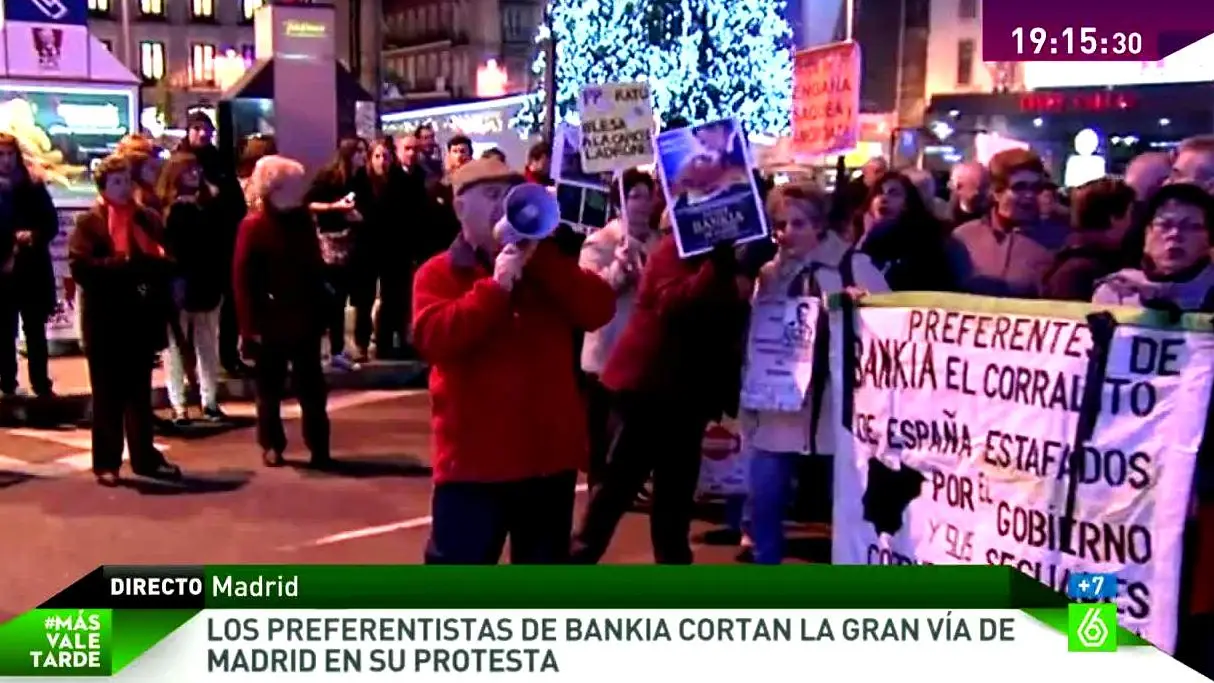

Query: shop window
[192,0,215,20]
[88,0,111,16]
[140,0,165,18]
[139,41,165,82]
[958,0,977,19]
[956,39,974,86]
[191,43,217,86]
[242,0,264,22]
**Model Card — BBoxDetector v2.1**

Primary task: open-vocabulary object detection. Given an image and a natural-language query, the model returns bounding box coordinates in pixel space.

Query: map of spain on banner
[828,292,1214,653]
[792,41,860,157]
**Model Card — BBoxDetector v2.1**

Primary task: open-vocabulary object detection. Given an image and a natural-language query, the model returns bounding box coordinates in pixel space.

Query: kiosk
[0,0,139,354]
[221,0,374,176]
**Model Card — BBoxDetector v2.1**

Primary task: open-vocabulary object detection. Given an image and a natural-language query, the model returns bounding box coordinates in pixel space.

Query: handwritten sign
[829,293,1214,653]
[577,82,655,174]
[792,41,860,157]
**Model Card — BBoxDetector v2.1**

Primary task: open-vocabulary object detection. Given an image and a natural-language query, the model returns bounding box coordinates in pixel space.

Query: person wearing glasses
[1090,182,1214,679]
[943,148,1068,298]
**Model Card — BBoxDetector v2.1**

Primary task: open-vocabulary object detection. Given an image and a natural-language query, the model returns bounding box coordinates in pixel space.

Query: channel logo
[1068,603,1117,652]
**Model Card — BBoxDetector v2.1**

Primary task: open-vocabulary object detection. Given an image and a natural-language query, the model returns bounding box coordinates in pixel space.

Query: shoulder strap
[786,263,825,299]
[805,266,833,455]
[840,247,857,289]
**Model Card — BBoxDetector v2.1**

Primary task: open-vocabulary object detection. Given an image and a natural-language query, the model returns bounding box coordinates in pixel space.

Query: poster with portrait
[655,118,768,258]
[551,123,609,191]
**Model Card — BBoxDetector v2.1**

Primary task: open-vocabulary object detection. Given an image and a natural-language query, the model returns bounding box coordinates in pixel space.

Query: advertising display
[0,83,135,204]
[1022,34,1214,89]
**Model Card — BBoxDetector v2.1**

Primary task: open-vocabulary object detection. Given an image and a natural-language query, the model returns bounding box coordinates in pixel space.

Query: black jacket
[163,198,227,312]
[0,179,58,316]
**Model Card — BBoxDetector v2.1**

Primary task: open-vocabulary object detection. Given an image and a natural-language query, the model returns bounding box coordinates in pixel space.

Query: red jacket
[413,236,615,483]
[232,208,328,344]
[601,234,748,421]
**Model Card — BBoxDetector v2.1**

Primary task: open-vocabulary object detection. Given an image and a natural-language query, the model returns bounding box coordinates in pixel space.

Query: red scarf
[106,202,162,256]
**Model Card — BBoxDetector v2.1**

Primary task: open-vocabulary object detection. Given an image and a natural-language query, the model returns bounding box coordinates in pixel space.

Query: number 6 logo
[31,0,69,20]
[1077,606,1111,649]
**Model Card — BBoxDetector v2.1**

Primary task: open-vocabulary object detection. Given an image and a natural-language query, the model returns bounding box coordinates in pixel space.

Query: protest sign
[552,123,609,191]
[655,118,768,258]
[697,420,747,497]
[578,82,655,174]
[740,278,821,412]
[828,292,1214,652]
[792,41,860,157]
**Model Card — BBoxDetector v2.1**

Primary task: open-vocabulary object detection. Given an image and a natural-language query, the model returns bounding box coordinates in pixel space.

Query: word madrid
[110,574,299,597]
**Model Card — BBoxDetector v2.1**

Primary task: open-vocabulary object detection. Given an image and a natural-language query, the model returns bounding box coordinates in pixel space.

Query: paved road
[0,390,828,620]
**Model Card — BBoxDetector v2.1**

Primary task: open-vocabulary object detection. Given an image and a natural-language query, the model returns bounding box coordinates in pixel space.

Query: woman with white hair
[232,155,333,468]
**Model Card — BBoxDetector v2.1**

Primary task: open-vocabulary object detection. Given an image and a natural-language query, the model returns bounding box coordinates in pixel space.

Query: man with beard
[178,111,248,376]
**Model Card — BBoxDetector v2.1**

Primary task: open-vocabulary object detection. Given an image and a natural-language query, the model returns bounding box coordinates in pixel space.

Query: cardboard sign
[577,82,655,174]
[792,41,861,157]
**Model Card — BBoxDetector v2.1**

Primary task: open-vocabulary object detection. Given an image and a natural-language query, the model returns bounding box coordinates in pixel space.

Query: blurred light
[1159,117,1171,126]
[1074,128,1100,155]
[475,59,509,98]
[948,109,960,118]
[1032,117,1043,127]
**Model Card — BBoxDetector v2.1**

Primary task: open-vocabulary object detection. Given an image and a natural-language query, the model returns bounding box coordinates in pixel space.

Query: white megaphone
[494,183,560,251]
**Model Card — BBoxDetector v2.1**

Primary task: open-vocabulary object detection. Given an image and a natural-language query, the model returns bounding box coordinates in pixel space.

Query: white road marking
[278,483,591,551]
[0,389,424,478]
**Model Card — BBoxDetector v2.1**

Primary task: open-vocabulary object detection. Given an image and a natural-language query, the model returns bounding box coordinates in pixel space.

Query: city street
[0,390,826,621]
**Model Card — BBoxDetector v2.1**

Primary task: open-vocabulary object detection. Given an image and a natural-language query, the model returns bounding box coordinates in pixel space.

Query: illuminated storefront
[924,83,1214,182]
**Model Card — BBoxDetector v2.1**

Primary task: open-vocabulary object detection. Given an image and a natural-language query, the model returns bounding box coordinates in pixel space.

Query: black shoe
[735,547,755,563]
[95,471,120,487]
[133,461,182,481]
[262,449,285,467]
[31,384,54,399]
[308,452,334,469]
[172,409,191,427]
[202,406,227,422]
[697,528,743,546]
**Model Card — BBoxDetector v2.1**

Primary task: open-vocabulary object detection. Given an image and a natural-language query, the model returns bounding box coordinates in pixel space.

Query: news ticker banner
[0,565,1204,682]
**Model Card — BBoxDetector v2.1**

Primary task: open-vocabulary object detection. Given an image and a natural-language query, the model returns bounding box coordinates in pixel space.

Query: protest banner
[740,271,822,412]
[792,41,860,157]
[578,82,655,174]
[655,118,768,258]
[828,292,1214,653]
[552,123,609,191]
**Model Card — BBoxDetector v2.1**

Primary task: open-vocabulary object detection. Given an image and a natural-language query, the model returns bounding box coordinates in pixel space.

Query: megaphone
[494,183,559,246]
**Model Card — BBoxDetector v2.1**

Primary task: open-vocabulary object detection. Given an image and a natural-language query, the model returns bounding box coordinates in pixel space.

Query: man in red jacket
[412,157,616,564]
[570,234,749,564]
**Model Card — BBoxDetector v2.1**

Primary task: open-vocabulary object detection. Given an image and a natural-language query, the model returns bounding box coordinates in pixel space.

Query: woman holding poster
[736,184,886,564]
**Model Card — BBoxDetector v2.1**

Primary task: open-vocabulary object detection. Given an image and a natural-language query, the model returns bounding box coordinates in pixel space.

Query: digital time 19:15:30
[1012,27,1143,57]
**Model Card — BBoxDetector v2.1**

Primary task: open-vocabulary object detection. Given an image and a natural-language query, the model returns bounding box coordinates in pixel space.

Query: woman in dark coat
[69,154,181,486]
[0,132,58,397]
[850,170,952,291]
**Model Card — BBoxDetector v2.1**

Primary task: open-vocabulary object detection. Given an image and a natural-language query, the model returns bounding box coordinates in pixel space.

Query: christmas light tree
[513,0,792,135]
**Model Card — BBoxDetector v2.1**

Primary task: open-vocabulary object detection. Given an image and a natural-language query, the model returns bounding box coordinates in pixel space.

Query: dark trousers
[583,375,613,489]
[87,343,161,473]
[324,265,351,356]
[218,288,241,370]
[425,470,578,564]
[374,261,412,355]
[571,396,707,564]
[0,294,50,393]
[253,338,330,457]
[349,263,378,352]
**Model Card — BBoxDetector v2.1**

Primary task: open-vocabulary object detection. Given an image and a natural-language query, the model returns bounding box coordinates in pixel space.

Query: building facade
[923,0,1214,179]
[86,0,261,129]
[379,0,542,107]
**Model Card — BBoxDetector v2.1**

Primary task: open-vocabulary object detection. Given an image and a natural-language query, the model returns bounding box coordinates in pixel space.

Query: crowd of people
[1,108,1211,669]
[411,127,1214,672]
